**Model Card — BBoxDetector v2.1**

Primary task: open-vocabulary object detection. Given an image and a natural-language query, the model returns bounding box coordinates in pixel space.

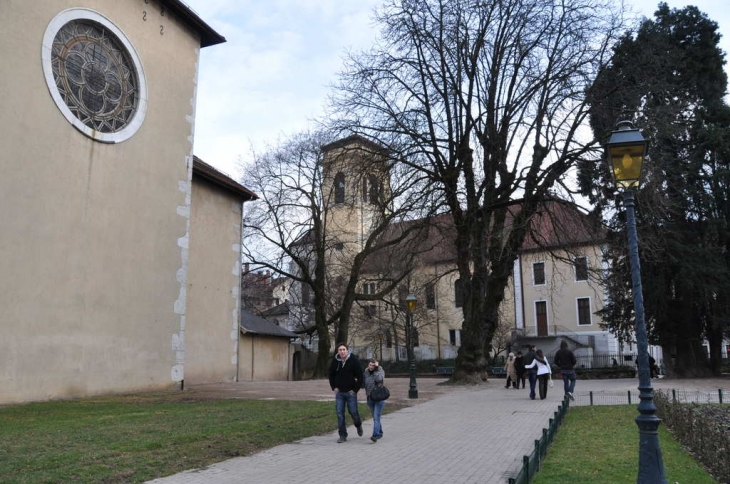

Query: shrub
[655,391,730,483]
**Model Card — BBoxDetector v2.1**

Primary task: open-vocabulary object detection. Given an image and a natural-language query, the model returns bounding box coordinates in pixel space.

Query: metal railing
[508,396,570,484]
[569,388,726,406]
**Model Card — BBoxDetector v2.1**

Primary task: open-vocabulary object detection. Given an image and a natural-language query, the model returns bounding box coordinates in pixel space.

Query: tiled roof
[193,156,258,201]
[240,310,297,338]
[159,0,225,47]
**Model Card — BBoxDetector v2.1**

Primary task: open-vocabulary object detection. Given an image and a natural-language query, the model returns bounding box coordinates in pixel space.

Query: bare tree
[332,0,624,381]
[242,131,432,376]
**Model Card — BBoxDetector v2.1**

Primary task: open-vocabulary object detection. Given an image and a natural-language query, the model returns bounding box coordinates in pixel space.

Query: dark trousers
[537,374,549,399]
[528,370,538,398]
[516,372,526,388]
[505,376,517,388]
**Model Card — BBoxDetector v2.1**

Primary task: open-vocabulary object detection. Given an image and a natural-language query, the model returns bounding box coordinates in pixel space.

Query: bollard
[628,390,631,405]
[719,389,723,404]
[672,389,677,403]
[589,391,593,406]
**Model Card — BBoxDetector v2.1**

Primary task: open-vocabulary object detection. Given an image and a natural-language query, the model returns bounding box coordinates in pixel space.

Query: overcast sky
[183,0,730,180]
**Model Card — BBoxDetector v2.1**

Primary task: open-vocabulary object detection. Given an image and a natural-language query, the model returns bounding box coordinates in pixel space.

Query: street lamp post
[378,330,385,361]
[605,120,666,484]
[405,293,418,399]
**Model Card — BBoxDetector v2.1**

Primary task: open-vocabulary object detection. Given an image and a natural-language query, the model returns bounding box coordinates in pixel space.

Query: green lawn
[532,405,718,484]
[0,393,368,483]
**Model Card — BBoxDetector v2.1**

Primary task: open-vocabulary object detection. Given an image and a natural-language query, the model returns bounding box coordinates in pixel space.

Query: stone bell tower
[320,135,391,274]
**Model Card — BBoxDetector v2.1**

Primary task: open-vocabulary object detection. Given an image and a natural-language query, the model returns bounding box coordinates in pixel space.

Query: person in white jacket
[523,349,551,400]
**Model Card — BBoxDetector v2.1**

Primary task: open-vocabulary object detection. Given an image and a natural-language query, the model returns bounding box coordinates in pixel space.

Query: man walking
[328,342,364,443]
[524,345,538,400]
[554,340,577,400]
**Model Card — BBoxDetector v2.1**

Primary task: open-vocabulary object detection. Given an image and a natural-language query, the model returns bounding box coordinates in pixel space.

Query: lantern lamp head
[606,120,647,189]
[405,293,417,312]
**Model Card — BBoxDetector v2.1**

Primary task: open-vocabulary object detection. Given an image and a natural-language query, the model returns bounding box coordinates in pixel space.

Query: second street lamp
[605,120,666,484]
[405,293,418,399]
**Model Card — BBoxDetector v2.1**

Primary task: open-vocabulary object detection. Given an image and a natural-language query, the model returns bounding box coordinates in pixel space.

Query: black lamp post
[378,330,385,361]
[605,120,666,484]
[405,293,418,399]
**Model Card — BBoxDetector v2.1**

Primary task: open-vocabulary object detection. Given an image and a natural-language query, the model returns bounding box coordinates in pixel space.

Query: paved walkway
[146,376,729,484]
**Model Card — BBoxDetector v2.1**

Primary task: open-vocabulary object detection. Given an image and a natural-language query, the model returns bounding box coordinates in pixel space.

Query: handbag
[370,382,390,402]
[548,374,554,388]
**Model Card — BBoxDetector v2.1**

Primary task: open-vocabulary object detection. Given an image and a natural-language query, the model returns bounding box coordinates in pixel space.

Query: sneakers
[356,425,363,437]
[337,436,347,443]
[371,436,377,443]
[568,392,575,401]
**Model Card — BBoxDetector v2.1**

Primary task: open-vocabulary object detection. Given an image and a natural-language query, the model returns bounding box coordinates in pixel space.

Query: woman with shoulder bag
[363,358,386,442]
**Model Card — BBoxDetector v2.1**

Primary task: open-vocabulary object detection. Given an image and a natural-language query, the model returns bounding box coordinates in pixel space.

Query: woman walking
[504,352,518,389]
[363,358,386,442]
[524,349,551,399]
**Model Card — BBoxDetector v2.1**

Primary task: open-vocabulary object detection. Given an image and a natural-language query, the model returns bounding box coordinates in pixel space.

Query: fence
[507,396,570,484]
[569,388,726,406]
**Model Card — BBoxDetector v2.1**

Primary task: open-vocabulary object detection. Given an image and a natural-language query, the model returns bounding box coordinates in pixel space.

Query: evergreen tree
[583,3,730,376]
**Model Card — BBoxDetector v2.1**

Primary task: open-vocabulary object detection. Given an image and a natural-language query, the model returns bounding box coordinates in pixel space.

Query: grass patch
[532,405,717,484]
[0,394,370,483]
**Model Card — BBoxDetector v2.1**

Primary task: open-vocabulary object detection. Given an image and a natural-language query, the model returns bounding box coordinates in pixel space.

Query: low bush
[654,390,730,483]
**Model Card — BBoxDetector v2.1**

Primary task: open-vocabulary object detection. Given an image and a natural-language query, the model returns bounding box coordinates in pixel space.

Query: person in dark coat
[524,345,538,399]
[554,340,577,400]
[328,342,364,443]
[514,351,526,389]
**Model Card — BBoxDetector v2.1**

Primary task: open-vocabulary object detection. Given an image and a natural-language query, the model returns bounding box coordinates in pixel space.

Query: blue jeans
[561,370,576,395]
[367,397,385,438]
[528,370,538,398]
[335,391,362,438]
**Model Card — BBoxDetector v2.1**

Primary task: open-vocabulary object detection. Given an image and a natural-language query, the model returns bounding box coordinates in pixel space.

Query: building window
[386,330,392,348]
[425,283,436,309]
[533,262,545,285]
[574,257,588,281]
[577,298,591,325]
[363,305,377,318]
[363,282,376,295]
[454,279,465,308]
[398,285,408,310]
[334,172,346,203]
[41,9,148,143]
[368,175,380,204]
[301,284,310,305]
[449,329,462,346]
[334,242,344,250]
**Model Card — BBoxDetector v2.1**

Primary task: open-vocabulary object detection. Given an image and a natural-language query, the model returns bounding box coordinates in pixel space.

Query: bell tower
[321,135,391,260]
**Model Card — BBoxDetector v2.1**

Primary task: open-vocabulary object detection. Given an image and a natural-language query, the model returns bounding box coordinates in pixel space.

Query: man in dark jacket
[554,340,577,400]
[328,342,364,443]
[524,345,538,399]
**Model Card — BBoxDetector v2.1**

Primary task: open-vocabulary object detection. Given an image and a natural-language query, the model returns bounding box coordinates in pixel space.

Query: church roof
[160,0,226,47]
[193,156,258,201]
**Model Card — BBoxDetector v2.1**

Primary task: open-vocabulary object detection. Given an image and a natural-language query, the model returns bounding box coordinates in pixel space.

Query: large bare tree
[332,0,624,381]
[242,131,432,376]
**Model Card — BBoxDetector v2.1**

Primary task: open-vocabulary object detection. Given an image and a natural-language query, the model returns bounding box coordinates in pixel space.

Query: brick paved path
[146,376,728,484]
[146,380,566,484]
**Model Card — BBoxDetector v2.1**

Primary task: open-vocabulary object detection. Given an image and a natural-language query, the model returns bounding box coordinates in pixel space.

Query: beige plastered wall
[0,0,202,403]
[519,246,606,335]
[186,177,242,384]
[238,334,292,381]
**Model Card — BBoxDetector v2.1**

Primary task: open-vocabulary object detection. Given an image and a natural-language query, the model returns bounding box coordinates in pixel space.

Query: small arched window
[368,175,380,204]
[454,279,465,308]
[334,172,346,204]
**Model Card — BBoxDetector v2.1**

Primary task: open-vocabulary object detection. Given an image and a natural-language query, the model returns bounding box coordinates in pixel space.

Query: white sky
[183,0,730,181]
